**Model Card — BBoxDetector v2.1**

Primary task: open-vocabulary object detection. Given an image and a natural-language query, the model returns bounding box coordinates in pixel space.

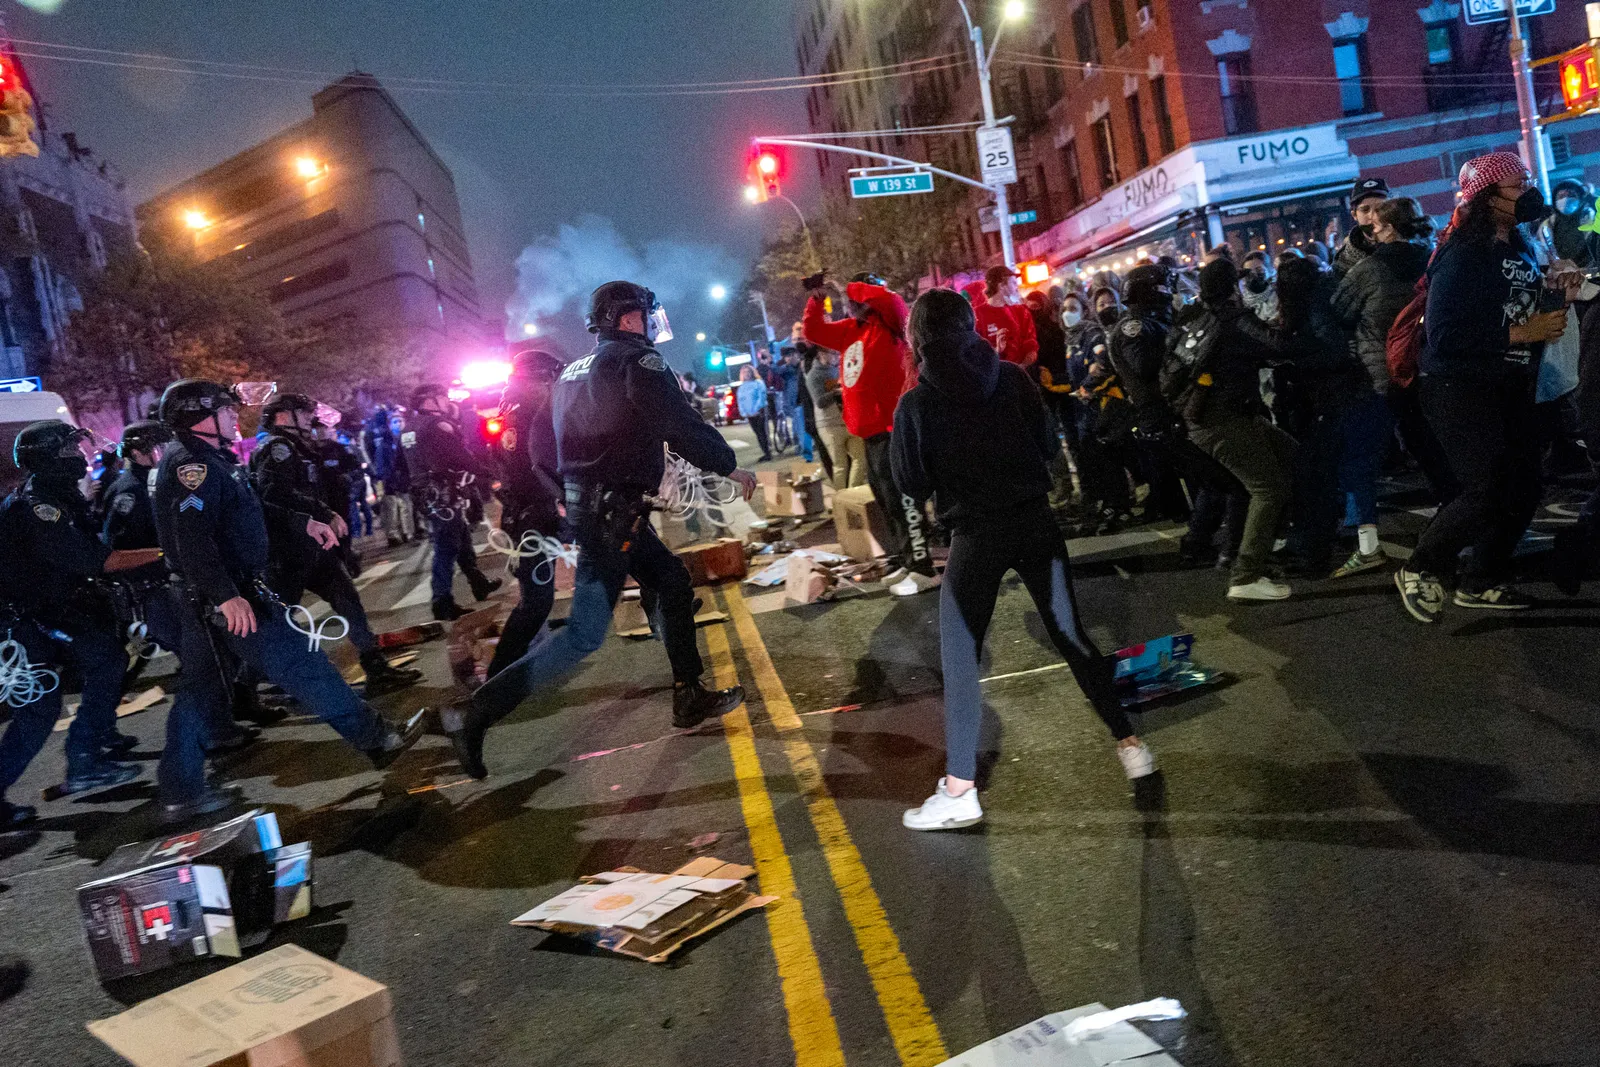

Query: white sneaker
[1117,740,1156,779]
[890,571,942,597]
[879,566,909,587]
[1227,577,1291,601]
[902,778,983,830]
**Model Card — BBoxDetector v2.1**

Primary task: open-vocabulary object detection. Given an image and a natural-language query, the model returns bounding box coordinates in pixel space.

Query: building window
[1059,138,1085,209]
[1333,37,1369,115]
[1126,91,1150,170]
[1091,115,1118,190]
[269,259,351,304]
[1108,0,1129,49]
[1422,21,1463,111]
[1072,3,1100,67]
[1151,75,1176,154]
[417,211,426,231]
[1041,38,1065,103]
[1218,55,1257,135]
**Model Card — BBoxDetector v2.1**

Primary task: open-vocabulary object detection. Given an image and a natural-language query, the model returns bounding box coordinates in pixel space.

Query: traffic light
[746,149,782,203]
[1559,43,1600,117]
[0,55,38,159]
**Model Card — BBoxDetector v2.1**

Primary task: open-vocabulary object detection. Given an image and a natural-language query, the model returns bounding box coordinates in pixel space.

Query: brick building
[795,0,1600,279]
[140,74,489,356]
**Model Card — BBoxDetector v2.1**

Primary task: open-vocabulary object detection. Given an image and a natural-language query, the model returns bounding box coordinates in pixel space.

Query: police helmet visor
[232,381,278,407]
[648,304,673,344]
[314,402,342,428]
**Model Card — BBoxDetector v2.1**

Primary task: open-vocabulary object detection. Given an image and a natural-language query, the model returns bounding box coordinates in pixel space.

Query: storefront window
[1218,55,1257,135]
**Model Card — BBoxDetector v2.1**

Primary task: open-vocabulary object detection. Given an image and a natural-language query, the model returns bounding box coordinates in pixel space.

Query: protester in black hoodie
[890,289,1153,832]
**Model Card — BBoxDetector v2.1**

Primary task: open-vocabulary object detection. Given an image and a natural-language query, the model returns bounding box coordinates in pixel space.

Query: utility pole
[1507,1,1552,196]
[957,0,1018,268]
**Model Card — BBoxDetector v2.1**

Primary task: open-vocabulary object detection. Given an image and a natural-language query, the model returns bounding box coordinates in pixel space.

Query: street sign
[1008,210,1038,225]
[1462,0,1554,26]
[976,127,1017,186]
[849,171,934,198]
[0,376,40,393]
[979,205,1000,233]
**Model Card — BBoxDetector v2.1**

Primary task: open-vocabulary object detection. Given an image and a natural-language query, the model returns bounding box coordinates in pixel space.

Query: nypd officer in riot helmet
[152,379,426,824]
[442,281,757,779]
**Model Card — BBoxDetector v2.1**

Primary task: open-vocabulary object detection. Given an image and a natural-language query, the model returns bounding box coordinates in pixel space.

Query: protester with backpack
[1164,259,1294,601]
[1394,152,1573,622]
[1329,197,1437,576]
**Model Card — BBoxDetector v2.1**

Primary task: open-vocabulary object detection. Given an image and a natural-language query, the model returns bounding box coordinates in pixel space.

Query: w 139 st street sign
[1463,0,1555,25]
[850,171,934,198]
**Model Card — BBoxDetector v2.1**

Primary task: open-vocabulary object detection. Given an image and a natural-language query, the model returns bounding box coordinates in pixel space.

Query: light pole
[956,0,1024,267]
[747,186,821,271]
[1506,1,1552,197]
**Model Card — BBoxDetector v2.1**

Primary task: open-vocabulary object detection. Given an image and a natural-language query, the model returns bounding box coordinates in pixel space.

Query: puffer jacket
[1330,239,1431,393]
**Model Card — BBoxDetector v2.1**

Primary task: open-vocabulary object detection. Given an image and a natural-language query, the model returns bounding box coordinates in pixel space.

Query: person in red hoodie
[967,265,1039,367]
[802,270,938,593]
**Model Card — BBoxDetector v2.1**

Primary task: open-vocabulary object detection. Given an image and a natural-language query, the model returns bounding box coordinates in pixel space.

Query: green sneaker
[1330,548,1388,579]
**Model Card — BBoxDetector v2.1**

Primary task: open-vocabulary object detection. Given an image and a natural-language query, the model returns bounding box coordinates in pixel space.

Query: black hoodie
[890,329,1055,531]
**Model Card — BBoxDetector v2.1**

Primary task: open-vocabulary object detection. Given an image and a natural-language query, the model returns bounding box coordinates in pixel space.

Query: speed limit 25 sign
[976,127,1018,186]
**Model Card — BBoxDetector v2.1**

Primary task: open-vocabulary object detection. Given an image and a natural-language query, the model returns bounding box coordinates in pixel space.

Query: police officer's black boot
[161,785,241,826]
[439,702,488,780]
[432,598,469,621]
[672,681,746,730]
[204,724,261,755]
[361,651,424,697]
[0,798,37,829]
[61,757,141,796]
[99,730,140,758]
[467,573,504,602]
[368,709,428,770]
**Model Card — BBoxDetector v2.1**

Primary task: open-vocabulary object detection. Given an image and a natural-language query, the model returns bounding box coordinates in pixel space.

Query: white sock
[1358,526,1379,555]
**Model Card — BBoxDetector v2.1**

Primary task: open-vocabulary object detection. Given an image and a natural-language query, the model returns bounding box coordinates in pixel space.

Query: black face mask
[1513,186,1547,224]
[1097,307,1121,327]
[1245,272,1270,294]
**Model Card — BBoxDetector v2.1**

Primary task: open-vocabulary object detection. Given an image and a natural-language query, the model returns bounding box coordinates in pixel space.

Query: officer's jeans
[472,522,700,728]
[863,432,933,575]
[0,623,124,796]
[429,512,489,603]
[158,606,388,803]
[486,556,557,680]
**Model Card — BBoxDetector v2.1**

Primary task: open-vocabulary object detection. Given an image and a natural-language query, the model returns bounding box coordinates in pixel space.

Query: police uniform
[1107,299,1246,564]
[0,473,137,810]
[401,406,498,617]
[484,371,563,679]
[250,428,418,692]
[152,428,401,806]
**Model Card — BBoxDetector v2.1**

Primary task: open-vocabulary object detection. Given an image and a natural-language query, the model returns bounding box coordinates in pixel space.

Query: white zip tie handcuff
[285,604,350,653]
[657,449,741,529]
[0,632,60,708]
[485,526,579,585]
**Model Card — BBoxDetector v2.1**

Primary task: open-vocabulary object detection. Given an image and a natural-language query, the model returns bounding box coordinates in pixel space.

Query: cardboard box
[511,856,774,964]
[88,944,402,1067]
[832,485,888,563]
[80,812,313,983]
[676,539,747,586]
[787,478,825,517]
[785,553,833,604]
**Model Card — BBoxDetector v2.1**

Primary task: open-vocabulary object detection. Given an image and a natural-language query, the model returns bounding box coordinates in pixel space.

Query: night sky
[3,0,814,363]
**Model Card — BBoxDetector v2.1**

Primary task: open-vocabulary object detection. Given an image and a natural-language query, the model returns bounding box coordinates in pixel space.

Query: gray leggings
[939,510,1131,781]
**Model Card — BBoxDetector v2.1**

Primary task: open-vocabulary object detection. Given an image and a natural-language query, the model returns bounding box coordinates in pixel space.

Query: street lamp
[522,322,538,337]
[294,156,325,179]
[182,209,211,231]
[745,188,820,272]
[696,331,707,342]
[709,284,728,301]
[955,0,1025,267]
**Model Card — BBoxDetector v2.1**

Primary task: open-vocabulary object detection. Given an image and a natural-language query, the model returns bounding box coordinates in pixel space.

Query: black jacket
[101,463,160,551]
[155,433,284,608]
[404,412,489,487]
[554,329,736,492]
[495,376,562,536]
[1177,299,1280,424]
[1107,305,1175,428]
[1331,239,1431,393]
[249,431,337,578]
[890,330,1054,531]
[1421,230,1544,381]
[1276,272,1366,423]
[0,475,113,630]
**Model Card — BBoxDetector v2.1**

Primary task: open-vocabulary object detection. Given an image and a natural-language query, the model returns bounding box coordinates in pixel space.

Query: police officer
[152,380,426,823]
[485,346,565,678]
[250,394,422,696]
[403,384,503,620]
[1106,264,1246,568]
[442,281,757,779]
[0,421,153,825]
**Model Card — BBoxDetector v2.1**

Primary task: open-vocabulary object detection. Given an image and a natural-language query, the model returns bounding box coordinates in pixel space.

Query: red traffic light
[0,56,17,95]
[1560,45,1600,115]
[757,152,779,176]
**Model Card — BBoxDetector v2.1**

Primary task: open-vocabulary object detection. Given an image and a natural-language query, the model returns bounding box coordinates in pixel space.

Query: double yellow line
[708,586,949,1067]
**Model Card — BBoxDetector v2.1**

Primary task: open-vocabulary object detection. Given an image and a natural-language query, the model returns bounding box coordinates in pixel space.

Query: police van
[0,383,77,494]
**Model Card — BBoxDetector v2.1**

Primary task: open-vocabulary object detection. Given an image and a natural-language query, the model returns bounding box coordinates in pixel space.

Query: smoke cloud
[505,214,741,333]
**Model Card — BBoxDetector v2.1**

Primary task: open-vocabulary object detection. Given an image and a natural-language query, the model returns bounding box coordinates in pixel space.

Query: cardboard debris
[785,553,834,605]
[88,944,401,1067]
[511,856,773,964]
[78,810,313,983]
[446,607,502,688]
[1113,634,1223,707]
[676,539,748,586]
[935,1001,1183,1066]
[54,686,167,732]
[375,621,444,650]
[832,484,889,563]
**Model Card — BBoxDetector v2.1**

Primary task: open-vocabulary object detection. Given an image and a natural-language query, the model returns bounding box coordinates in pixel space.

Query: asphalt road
[4,429,1600,1067]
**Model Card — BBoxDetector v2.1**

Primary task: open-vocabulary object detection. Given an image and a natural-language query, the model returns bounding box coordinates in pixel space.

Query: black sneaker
[160,787,240,826]
[439,703,488,780]
[432,598,469,621]
[369,709,427,770]
[672,683,745,730]
[0,799,37,829]
[1395,567,1445,624]
[61,760,141,795]
[1454,585,1534,611]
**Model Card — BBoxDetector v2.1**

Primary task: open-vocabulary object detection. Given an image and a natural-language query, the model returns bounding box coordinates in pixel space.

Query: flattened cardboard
[88,944,401,1067]
[510,857,771,964]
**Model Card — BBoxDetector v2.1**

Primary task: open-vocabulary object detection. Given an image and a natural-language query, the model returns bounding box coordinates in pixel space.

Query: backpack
[1160,308,1221,422]
[1385,276,1427,389]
